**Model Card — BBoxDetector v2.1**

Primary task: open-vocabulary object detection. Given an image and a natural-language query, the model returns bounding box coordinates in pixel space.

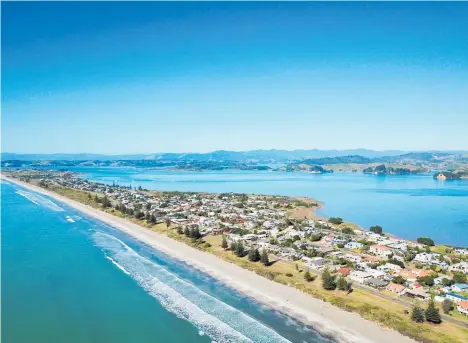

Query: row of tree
[221,236,270,265]
[177,226,201,240]
[411,300,441,324]
[322,268,352,292]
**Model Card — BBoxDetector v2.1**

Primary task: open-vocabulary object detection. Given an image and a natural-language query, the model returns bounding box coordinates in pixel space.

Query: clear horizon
[2,2,468,154]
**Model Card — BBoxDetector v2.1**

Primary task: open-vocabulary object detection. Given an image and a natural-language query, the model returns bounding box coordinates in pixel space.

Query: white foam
[105,255,130,275]
[92,232,292,343]
[66,216,76,223]
[16,190,64,212]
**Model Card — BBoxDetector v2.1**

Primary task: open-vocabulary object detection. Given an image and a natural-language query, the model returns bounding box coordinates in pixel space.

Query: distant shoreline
[2,176,416,343]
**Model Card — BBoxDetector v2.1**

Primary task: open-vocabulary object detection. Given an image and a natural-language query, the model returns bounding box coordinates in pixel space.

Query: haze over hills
[2,149,467,162]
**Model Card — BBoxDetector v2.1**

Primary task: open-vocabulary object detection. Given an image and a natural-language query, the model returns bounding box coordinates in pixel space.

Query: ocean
[65,167,468,246]
[1,180,331,343]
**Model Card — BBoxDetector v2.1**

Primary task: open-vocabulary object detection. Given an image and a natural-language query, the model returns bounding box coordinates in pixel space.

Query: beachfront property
[386,282,407,295]
[349,271,372,284]
[405,288,431,301]
[457,300,468,316]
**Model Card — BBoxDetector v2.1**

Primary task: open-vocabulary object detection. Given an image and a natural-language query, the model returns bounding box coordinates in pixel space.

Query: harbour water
[67,167,468,246]
[1,180,331,343]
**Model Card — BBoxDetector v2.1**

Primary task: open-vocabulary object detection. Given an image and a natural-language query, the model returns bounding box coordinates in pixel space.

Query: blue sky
[2,2,468,153]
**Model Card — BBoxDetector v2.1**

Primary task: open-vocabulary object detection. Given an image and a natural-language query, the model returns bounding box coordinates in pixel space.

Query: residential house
[451,283,468,293]
[349,271,372,284]
[457,300,468,316]
[366,278,388,289]
[377,263,402,273]
[434,276,452,286]
[449,261,468,274]
[306,257,327,269]
[345,241,364,250]
[405,288,431,301]
[369,244,393,259]
[446,293,468,304]
[337,267,351,276]
[386,282,407,295]
[343,253,362,263]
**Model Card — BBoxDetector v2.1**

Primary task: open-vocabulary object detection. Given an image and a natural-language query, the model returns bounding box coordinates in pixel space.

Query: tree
[309,234,322,242]
[150,214,157,224]
[417,237,435,246]
[441,278,453,287]
[235,241,245,257]
[248,248,261,262]
[190,227,201,240]
[221,235,228,249]
[337,277,348,291]
[411,304,425,323]
[369,225,383,234]
[260,249,269,266]
[392,276,406,285]
[341,227,354,235]
[329,217,343,225]
[87,193,92,200]
[321,268,337,290]
[453,272,467,284]
[304,271,314,282]
[442,299,454,314]
[184,227,190,237]
[94,194,100,203]
[425,300,442,324]
[177,226,183,235]
[417,275,435,287]
[134,209,143,219]
[165,219,171,228]
[144,211,150,221]
[146,203,151,211]
[230,241,238,252]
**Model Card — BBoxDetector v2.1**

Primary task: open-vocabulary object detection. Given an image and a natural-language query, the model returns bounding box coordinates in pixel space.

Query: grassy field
[40,183,468,343]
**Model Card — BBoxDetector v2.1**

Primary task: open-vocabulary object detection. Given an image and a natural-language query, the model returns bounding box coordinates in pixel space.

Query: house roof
[459,300,468,310]
[387,282,406,292]
[371,244,392,251]
[367,278,388,287]
[453,283,468,290]
[448,293,468,300]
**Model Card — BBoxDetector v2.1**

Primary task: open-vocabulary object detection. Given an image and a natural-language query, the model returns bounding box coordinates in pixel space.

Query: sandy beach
[3,176,416,343]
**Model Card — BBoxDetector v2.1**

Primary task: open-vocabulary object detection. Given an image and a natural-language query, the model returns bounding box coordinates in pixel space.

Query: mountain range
[3,149,467,162]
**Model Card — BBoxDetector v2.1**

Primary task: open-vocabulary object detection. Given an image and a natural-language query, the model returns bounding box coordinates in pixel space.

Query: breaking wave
[16,190,64,212]
[92,232,291,343]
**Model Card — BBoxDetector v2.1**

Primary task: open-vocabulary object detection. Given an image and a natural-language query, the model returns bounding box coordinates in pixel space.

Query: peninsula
[3,169,468,343]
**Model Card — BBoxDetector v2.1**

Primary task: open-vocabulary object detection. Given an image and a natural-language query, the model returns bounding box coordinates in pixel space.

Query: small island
[434,170,468,180]
[363,164,425,175]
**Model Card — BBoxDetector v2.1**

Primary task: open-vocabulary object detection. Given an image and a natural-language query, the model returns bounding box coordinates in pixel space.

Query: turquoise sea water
[64,167,468,246]
[1,180,331,343]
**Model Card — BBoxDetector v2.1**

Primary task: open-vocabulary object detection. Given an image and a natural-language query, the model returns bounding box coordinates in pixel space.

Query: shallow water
[1,181,331,343]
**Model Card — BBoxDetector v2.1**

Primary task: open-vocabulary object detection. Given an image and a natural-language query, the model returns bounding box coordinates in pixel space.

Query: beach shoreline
[2,176,416,343]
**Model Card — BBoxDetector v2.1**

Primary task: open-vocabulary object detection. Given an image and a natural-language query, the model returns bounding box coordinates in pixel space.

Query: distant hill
[2,149,466,164]
[1,149,409,162]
